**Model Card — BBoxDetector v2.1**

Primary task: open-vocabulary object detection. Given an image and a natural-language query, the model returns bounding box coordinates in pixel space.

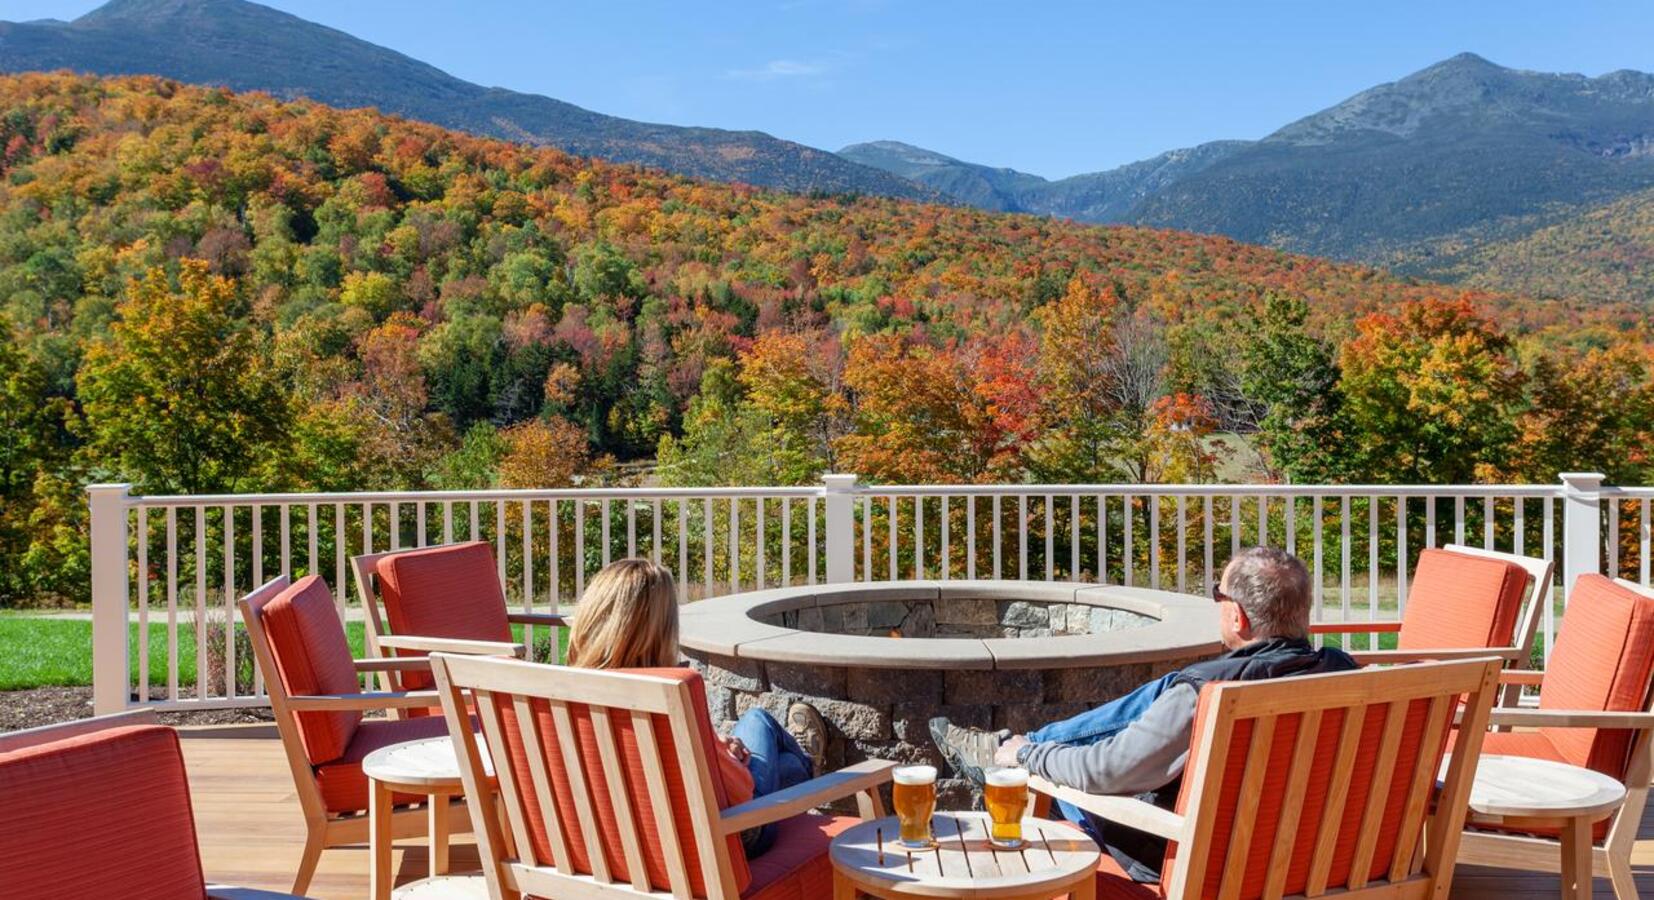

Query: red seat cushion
[314,715,453,814]
[1540,574,1654,777]
[503,668,753,897]
[1090,846,1161,900]
[375,542,513,691]
[743,814,861,900]
[1397,548,1530,651]
[260,574,363,764]
[0,724,207,898]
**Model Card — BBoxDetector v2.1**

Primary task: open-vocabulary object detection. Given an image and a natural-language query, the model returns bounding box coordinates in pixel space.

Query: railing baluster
[195,505,207,702]
[1608,498,1621,580]
[416,501,427,548]
[1542,496,1556,666]
[1483,496,1496,550]
[702,497,713,599]
[1642,499,1651,587]
[602,498,614,568]
[889,496,899,582]
[966,495,977,581]
[306,503,318,581]
[442,501,453,545]
[916,495,926,579]
[1203,494,1214,594]
[627,498,637,560]
[1395,497,1408,614]
[942,496,952,580]
[495,500,507,594]
[390,501,401,551]
[993,495,1002,579]
[469,501,480,543]
[166,507,178,702]
[1044,494,1054,582]
[1312,496,1324,632]
[862,496,872,583]
[1069,494,1079,582]
[1285,495,1296,558]
[550,499,561,611]
[806,496,817,585]
[1097,494,1107,584]
[137,509,149,703]
[676,500,688,602]
[755,498,765,589]
[1149,494,1161,589]
[1122,494,1133,587]
[1339,496,1351,629]
[1513,497,1525,557]
[575,499,587,598]
[1367,496,1379,628]
[1454,496,1466,545]
[781,498,791,585]
[1426,497,1437,549]
[1019,494,1029,581]
[222,504,234,700]
[1256,494,1268,548]
[521,501,534,650]
[1230,493,1241,558]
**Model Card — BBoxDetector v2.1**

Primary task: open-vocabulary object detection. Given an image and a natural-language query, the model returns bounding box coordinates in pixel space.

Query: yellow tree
[78,261,287,494]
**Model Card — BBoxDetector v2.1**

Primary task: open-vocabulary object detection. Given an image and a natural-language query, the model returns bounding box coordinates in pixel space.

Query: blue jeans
[731,708,814,858]
[1024,672,1178,828]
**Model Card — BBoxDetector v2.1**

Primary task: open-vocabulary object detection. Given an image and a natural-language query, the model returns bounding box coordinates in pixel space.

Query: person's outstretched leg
[1025,672,1177,746]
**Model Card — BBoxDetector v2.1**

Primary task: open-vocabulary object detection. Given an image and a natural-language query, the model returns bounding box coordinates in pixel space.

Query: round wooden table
[1460,754,1626,900]
[363,736,491,900]
[830,811,1100,899]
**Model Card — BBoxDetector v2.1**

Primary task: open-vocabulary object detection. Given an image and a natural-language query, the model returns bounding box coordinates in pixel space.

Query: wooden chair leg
[429,794,450,875]
[292,826,326,896]
[1560,817,1593,900]
[1608,853,1637,900]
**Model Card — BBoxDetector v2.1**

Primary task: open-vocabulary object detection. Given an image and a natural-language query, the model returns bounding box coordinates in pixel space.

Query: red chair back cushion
[495,668,752,897]
[1166,679,1452,899]
[1541,574,1654,776]
[0,724,207,898]
[257,574,363,763]
[1397,548,1529,651]
[376,542,513,690]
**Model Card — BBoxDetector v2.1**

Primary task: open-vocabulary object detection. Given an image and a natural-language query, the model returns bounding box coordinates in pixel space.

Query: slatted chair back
[430,653,750,900]
[1163,657,1502,900]
[352,542,518,692]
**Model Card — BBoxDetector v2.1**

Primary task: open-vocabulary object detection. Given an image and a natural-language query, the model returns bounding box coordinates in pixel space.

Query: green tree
[78,261,288,494]
[1240,293,1346,482]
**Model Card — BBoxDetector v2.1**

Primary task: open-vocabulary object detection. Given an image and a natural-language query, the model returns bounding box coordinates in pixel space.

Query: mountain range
[6,0,1654,302]
[0,0,932,201]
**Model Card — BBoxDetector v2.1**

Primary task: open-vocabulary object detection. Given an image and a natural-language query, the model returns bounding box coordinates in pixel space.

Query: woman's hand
[722,735,750,763]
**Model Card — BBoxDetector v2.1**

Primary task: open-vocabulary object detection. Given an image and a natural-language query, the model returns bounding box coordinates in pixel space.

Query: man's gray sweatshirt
[1016,682,1199,795]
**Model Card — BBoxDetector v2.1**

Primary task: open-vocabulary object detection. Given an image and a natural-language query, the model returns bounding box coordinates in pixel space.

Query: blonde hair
[565,558,680,669]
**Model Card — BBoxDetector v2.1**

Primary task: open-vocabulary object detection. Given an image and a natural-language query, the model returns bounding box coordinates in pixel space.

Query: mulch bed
[1,686,275,732]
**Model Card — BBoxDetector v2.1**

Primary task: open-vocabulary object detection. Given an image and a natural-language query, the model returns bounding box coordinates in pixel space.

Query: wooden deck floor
[182,726,1654,898]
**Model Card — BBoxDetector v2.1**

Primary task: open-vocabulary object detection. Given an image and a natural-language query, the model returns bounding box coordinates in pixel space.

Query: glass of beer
[892,764,937,848]
[983,766,1029,849]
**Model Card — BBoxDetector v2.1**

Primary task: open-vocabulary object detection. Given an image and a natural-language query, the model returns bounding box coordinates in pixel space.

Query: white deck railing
[87,472,1627,713]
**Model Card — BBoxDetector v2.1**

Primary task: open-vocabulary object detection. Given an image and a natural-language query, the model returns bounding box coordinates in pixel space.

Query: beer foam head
[985,767,1028,787]
[893,765,937,785]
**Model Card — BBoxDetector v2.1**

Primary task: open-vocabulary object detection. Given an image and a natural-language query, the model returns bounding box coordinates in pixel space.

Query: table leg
[370,779,394,900]
[429,793,450,876]
[1070,871,1098,900]
[833,871,859,900]
[1559,816,1593,900]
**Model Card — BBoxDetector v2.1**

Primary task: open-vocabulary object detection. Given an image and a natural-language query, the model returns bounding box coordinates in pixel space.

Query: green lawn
[0,614,566,692]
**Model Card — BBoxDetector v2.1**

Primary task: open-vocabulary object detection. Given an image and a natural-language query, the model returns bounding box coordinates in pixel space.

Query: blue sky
[11,1,1654,178]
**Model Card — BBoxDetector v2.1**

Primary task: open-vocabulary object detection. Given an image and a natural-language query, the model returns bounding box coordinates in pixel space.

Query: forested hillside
[1448,187,1654,305]
[0,73,1648,605]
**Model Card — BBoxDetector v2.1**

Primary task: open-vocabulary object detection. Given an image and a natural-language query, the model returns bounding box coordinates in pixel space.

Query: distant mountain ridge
[849,53,1654,273]
[838,139,1249,221]
[0,0,935,200]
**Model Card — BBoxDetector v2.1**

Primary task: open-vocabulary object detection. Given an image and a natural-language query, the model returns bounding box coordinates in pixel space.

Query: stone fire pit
[681,580,1220,807]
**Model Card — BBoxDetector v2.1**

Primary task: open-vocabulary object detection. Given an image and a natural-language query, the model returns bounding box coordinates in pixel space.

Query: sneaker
[787,702,828,773]
[929,717,1009,786]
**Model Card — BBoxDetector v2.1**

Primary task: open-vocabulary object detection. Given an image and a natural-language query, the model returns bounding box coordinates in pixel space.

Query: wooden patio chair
[1030,657,1504,900]
[351,541,556,710]
[428,652,898,899]
[0,709,307,898]
[1455,574,1654,900]
[1310,544,1550,676]
[239,573,486,894]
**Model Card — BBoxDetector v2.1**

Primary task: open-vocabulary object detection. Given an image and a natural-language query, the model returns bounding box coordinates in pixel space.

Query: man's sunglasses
[1211,584,1232,604]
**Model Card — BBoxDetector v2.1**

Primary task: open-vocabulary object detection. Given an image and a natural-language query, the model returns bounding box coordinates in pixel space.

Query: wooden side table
[830,811,1099,899]
[1460,754,1627,900]
[362,736,490,900]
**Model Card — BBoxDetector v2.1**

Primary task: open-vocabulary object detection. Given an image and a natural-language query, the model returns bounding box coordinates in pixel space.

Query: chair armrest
[286,691,443,711]
[352,657,432,673]
[1497,670,1546,686]
[1350,648,1520,665]
[1487,708,1654,730]
[507,611,569,628]
[1309,621,1404,635]
[377,635,526,657]
[207,886,309,899]
[1029,775,1185,841]
[719,759,896,834]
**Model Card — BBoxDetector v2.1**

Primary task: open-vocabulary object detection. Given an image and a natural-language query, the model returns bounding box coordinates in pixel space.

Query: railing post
[1560,473,1605,598]
[88,483,132,715]
[822,474,858,584]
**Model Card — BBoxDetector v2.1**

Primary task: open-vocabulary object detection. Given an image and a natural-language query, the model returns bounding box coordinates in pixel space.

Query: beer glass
[983,766,1029,849]
[891,765,938,848]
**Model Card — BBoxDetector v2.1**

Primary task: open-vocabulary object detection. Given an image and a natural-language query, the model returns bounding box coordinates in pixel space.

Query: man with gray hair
[931,547,1356,883]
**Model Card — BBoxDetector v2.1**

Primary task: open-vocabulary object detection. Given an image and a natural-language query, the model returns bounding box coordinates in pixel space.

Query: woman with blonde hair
[567,558,824,859]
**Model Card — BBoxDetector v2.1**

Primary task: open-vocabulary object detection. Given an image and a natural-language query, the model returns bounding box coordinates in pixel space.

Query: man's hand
[995,734,1029,767]
[722,735,750,764]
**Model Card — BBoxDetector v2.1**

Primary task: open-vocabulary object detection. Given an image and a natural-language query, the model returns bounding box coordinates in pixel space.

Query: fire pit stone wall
[681,580,1220,809]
